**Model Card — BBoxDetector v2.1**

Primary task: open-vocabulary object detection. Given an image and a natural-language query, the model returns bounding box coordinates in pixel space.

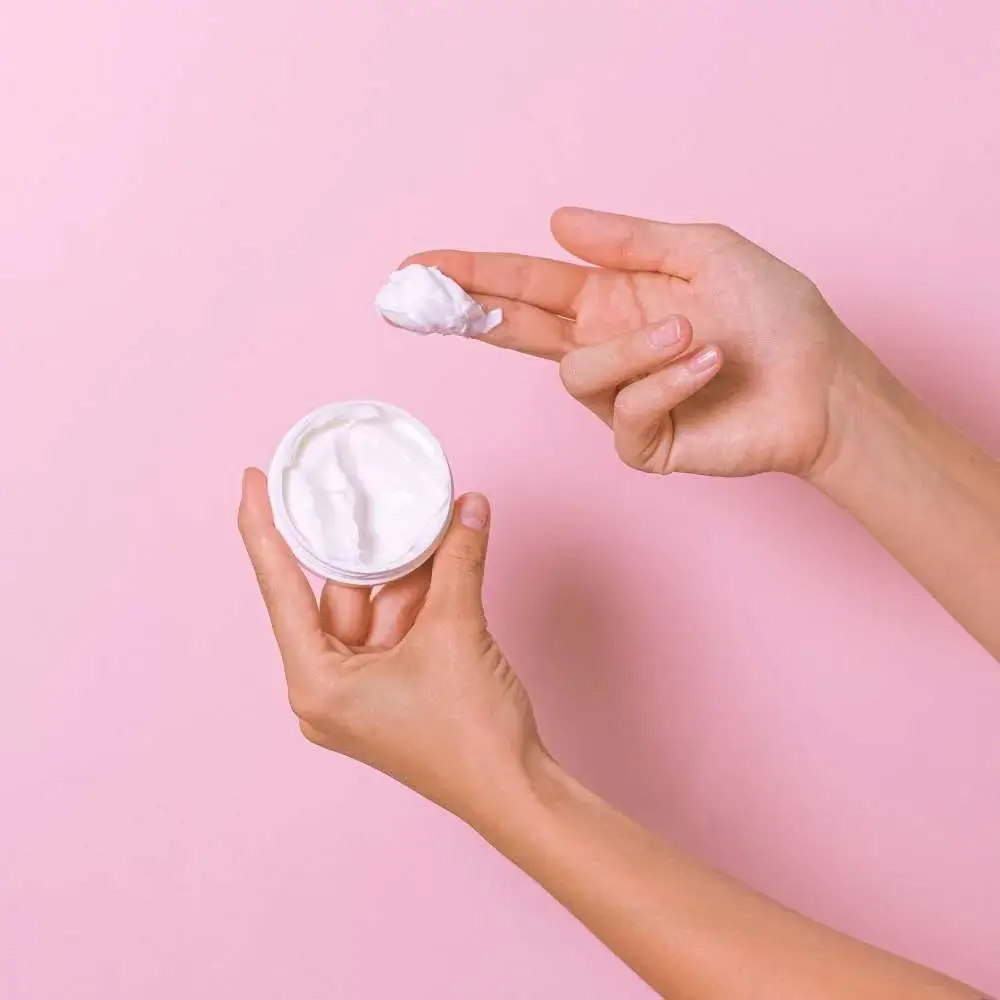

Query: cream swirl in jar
[268,401,453,585]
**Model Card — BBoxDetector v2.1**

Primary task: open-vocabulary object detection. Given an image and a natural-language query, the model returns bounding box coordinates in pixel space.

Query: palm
[570,248,843,476]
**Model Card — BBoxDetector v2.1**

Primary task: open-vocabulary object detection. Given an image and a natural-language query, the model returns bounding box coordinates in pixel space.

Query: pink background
[2,2,999,997]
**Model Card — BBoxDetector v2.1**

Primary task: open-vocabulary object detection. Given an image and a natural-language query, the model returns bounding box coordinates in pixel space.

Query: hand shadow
[483,292,1000,988]
[487,509,694,836]
[840,292,1000,454]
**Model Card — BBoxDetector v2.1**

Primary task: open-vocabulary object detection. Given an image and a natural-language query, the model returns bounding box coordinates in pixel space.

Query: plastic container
[267,400,454,586]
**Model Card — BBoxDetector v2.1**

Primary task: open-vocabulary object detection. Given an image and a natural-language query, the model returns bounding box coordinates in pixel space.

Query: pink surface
[2,2,999,997]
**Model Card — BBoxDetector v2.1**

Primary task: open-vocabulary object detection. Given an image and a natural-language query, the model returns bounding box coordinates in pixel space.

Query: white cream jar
[267,401,454,585]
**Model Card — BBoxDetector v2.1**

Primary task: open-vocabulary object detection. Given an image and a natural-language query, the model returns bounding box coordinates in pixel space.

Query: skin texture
[240,207,999,998]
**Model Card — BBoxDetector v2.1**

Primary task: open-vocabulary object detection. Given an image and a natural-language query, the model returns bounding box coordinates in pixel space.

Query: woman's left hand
[238,469,543,826]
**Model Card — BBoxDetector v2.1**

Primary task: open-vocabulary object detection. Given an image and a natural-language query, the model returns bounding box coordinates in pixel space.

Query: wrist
[805,335,921,499]
[461,746,584,857]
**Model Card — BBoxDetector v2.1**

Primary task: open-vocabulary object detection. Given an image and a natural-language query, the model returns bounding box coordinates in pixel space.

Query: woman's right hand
[406,207,883,480]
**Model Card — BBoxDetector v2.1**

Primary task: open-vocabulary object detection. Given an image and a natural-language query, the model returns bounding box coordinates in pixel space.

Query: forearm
[812,352,1000,659]
[471,755,980,1000]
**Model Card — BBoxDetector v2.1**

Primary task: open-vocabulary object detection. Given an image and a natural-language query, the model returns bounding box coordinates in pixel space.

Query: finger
[560,315,694,404]
[422,494,490,622]
[551,207,733,281]
[237,468,328,666]
[319,581,372,647]
[612,346,724,470]
[472,295,576,360]
[403,250,589,318]
[367,562,433,649]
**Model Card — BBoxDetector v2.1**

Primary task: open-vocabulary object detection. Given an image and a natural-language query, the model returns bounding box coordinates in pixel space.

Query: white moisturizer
[375,264,503,336]
[268,402,453,585]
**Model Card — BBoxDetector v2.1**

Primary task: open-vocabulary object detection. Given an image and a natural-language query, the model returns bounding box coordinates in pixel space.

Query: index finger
[403,250,589,319]
[237,468,329,671]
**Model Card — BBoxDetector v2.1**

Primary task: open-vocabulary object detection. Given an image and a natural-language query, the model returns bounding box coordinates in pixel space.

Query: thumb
[424,493,491,620]
[551,207,728,281]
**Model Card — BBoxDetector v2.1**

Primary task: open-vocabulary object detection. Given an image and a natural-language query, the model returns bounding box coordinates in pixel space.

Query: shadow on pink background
[1,2,998,997]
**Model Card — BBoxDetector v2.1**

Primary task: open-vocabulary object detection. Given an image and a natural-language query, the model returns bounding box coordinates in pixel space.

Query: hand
[407,208,879,478]
[237,469,542,825]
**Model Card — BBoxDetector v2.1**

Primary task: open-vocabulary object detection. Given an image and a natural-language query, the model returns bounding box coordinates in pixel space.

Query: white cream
[268,402,453,584]
[375,264,503,337]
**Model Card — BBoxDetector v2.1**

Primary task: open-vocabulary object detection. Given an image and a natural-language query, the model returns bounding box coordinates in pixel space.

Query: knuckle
[287,680,331,726]
[613,386,648,424]
[613,226,643,267]
[558,353,587,398]
[790,267,821,301]
[447,539,484,568]
[253,566,276,601]
[236,503,254,540]
[613,433,644,471]
[512,257,536,301]
[298,720,322,746]
[701,222,739,246]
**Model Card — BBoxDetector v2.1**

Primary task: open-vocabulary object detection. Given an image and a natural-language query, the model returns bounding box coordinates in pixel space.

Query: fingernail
[458,493,490,531]
[687,345,721,375]
[648,317,681,349]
